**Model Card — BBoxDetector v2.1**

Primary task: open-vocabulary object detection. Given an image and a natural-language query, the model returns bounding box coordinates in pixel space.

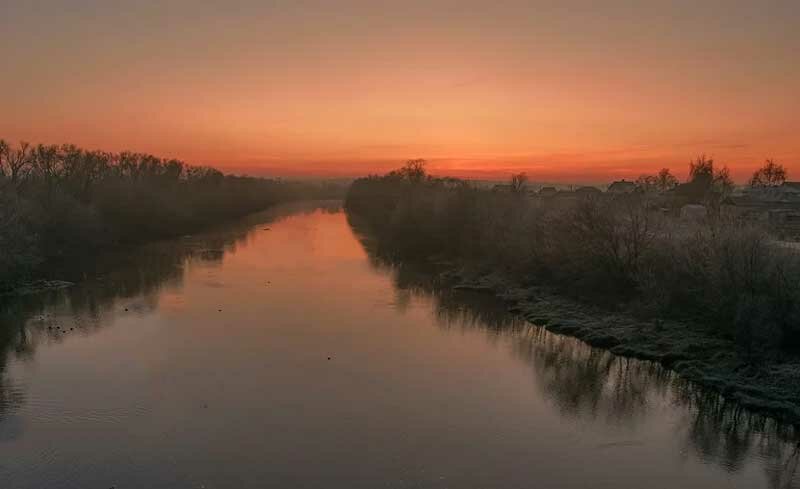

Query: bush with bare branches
[346,165,800,354]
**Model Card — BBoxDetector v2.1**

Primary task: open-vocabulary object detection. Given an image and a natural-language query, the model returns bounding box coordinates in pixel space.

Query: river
[0,201,797,488]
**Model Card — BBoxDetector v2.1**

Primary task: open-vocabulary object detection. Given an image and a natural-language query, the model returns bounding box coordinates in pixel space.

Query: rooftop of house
[723,194,800,208]
[492,184,514,191]
[607,180,637,193]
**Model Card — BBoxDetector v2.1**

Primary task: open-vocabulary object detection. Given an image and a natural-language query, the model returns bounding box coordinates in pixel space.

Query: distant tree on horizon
[689,155,733,195]
[672,155,734,207]
[749,159,787,188]
[689,155,715,187]
[391,159,427,182]
[510,172,528,192]
[636,168,678,193]
[0,140,32,185]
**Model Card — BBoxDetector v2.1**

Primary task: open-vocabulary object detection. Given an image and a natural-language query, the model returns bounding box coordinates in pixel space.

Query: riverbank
[0,279,75,298]
[438,264,800,424]
[0,140,348,292]
[4,204,796,489]
[344,164,800,425]
[0,198,344,298]
[349,209,800,424]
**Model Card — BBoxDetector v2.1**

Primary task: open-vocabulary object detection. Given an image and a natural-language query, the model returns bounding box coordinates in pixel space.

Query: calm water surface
[0,202,797,488]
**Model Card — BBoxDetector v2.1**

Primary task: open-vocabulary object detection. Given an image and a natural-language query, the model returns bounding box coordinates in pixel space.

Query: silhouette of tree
[713,166,734,194]
[394,159,427,182]
[510,172,528,192]
[689,155,715,187]
[686,155,733,204]
[0,141,31,185]
[636,168,678,193]
[749,159,787,188]
[0,139,7,179]
[0,139,323,286]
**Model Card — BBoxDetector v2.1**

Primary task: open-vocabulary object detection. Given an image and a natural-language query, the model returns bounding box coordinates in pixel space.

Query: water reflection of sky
[0,202,796,489]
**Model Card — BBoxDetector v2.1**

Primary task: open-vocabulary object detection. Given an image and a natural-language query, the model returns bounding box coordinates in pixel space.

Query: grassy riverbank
[345,162,800,423]
[439,268,800,423]
[0,140,344,291]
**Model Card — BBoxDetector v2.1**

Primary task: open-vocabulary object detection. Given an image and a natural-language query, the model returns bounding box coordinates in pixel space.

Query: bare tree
[510,172,528,192]
[30,144,63,200]
[686,155,733,206]
[712,166,734,197]
[0,139,7,178]
[393,159,427,182]
[689,155,715,187]
[749,159,787,188]
[636,168,678,193]
[567,195,659,288]
[2,142,32,185]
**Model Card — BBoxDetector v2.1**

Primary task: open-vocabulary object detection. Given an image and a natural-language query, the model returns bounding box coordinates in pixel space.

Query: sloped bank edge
[0,280,75,298]
[444,268,800,426]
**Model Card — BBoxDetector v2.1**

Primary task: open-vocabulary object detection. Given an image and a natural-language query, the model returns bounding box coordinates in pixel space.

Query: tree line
[345,158,800,355]
[0,140,339,287]
[511,157,787,194]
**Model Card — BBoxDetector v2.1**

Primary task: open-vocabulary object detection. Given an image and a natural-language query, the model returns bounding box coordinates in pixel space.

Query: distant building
[607,180,636,194]
[492,184,514,192]
[782,182,800,195]
[553,190,578,202]
[747,181,800,202]
[722,195,773,221]
[722,193,800,238]
[538,186,558,197]
[575,186,602,197]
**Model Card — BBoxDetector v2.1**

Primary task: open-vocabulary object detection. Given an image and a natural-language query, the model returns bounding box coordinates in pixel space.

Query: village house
[574,186,602,199]
[607,180,637,194]
[538,186,558,197]
[492,183,514,192]
[722,181,800,238]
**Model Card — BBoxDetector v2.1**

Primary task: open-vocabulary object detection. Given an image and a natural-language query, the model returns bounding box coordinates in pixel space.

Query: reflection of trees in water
[348,212,800,488]
[0,319,26,426]
[674,388,800,488]
[511,328,668,425]
[521,327,800,487]
[520,328,799,487]
[0,201,342,425]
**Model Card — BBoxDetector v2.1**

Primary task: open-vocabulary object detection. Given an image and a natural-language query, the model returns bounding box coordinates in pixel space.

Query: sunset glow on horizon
[2,1,798,182]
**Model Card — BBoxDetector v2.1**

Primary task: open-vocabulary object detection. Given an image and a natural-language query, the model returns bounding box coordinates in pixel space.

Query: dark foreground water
[0,202,797,489]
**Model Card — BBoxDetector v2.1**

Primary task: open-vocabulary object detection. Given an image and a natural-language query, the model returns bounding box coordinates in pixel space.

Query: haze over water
[0,202,797,488]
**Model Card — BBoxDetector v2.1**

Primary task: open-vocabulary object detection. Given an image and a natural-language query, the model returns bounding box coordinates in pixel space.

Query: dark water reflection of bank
[348,214,800,489]
[0,202,797,488]
[0,202,341,424]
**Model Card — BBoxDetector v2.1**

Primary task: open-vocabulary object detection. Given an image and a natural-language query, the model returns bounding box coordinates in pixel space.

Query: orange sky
[1,1,798,183]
